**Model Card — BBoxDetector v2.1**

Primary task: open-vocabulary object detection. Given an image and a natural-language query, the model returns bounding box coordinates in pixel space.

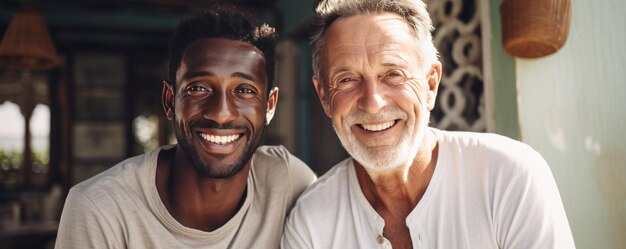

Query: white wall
[516,0,626,248]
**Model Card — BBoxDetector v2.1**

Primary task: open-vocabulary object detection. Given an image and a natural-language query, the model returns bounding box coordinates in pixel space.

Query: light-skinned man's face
[163,38,278,178]
[313,13,441,173]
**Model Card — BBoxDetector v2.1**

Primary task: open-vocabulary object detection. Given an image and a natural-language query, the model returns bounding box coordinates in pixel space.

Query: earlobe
[312,76,332,117]
[161,81,175,120]
[265,87,279,125]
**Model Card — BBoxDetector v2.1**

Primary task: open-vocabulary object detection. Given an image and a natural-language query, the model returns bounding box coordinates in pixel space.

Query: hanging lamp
[500,0,572,58]
[0,8,60,70]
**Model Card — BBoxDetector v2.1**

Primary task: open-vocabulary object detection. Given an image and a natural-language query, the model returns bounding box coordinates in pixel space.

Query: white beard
[333,106,430,174]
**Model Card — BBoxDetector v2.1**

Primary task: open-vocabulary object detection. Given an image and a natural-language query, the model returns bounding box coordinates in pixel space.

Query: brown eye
[235,88,255,94]
[383,71,406,85]
[187,85,209,92]
[186,84,211,96]
[387,71,401,77]
[339,77,355,84]
[234,85,258,98]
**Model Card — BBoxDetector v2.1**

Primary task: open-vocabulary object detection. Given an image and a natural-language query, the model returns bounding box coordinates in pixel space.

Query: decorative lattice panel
[427,0,486,132]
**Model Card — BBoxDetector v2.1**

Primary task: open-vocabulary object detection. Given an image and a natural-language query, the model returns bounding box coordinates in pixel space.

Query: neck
[355,128,439,215]
[156,146,251,231]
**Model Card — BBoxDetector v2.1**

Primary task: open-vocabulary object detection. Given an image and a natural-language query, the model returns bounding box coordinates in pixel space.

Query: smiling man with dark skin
[56,6,315,248]
[282,0,574,248]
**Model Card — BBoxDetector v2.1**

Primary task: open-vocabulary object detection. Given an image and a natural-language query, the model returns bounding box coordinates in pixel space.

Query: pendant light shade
[0,9,60,70]
[500,0,572,58]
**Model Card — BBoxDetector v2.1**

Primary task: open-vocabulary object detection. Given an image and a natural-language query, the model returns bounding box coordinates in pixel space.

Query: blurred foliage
[0,149,49,189]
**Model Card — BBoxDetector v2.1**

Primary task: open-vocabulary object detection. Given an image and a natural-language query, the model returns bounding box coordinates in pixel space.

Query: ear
[265,87,279,125]
[312,76,332,117]
[426,62,442,111]
[162,81,175,120]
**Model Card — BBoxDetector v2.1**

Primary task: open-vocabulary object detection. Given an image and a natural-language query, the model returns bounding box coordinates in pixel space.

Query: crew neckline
[145,145,255,240]
[347,128,448,230]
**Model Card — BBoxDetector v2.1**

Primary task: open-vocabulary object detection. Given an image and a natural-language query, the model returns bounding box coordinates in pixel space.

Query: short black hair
[168,5,277,91]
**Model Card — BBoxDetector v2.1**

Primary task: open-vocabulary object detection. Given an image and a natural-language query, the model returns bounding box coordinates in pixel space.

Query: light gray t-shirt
[56,145,316,249]
[282,130,574,249]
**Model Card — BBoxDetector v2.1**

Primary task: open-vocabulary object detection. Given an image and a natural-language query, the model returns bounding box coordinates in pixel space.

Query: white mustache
[344,107,408,126]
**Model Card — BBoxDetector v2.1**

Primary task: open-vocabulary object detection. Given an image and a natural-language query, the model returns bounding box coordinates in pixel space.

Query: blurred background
[0,0,624,248]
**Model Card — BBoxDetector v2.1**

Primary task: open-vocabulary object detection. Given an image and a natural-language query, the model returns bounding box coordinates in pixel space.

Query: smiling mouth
[200,133,243,145]
[358,120,397,132]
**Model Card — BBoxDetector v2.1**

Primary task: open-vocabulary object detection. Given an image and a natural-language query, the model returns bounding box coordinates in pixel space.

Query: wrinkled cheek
[393,87,427,138]
[175,118,192,140]
[406,81,427,103]
[327,92,347,131]
[327,88,351,117]
[239,105,264,136]
[176,109,201,140]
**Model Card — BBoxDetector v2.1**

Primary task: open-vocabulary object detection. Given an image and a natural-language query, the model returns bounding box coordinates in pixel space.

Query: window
[0,101,25,189]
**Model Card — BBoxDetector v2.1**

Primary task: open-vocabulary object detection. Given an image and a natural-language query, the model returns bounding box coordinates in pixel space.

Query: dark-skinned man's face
[163,38,277,178]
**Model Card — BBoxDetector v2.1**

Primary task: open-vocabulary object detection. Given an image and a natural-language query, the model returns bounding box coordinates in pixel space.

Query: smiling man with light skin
[281,0,574,248]
[55,6,315,248]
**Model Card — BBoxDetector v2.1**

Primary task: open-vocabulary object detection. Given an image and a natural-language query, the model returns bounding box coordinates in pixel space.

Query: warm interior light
[500,0,572,58]
[0,9,60,70]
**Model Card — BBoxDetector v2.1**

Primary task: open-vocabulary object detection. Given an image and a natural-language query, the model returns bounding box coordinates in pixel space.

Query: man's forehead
[322,13,419,60]
[177,38,267,83]
[324,13,416,47]
[183,38,265,61]
[321,14,422,73]
[325,43,413,56]
[324,45,417,75]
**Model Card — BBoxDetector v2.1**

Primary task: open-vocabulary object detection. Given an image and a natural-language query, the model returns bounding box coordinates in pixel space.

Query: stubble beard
[173,119,264,179]
[334,107,430,174]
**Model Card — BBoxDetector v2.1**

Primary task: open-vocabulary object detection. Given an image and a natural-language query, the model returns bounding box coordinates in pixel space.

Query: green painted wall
[515,0,626,248]
[276,0,316,35]
[487,0,520,140]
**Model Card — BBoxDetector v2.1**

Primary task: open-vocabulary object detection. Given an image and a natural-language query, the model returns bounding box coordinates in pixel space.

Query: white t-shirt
[282,130,575,249]
[56,145,316,249]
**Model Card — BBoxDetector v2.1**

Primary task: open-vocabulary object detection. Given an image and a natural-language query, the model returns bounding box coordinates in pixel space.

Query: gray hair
[310,0,439,86]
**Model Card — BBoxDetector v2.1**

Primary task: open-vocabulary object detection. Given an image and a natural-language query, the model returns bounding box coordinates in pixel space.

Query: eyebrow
[182,71,214,81]
[381,57,410,68]
[231,72,256,82]
[332,65,351,75]
[330,59,410,75]
[381,62,402,67]
[181,71,257,82]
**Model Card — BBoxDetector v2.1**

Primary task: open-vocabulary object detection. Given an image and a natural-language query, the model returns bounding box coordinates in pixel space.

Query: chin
[177,138,255,179]
[195,160,248,179]
[348,139,417,173]
[190,142,258,179]
[175,126,265,179]
[336,117,428,174]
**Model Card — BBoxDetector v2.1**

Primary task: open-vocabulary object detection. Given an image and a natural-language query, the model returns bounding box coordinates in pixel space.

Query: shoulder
[439,130,533,154]
[252,145,317,198]
[288,158,351,220]
[438,130,560,205]
[282,159,352,247]
[437,132,576,247]
[438,130,548,172]
[67,151,155,217]
[436,130,558,204]
[72,153,148,198]
[254,145,306,170]
[57,153,153,248]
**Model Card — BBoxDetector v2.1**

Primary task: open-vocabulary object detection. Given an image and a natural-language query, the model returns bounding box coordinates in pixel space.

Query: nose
[203,91,238,124]
[357,77,388,114]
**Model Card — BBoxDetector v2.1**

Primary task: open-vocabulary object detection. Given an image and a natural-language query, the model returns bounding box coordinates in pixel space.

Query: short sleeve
[283,147,317,208]
[495,148,575,249]
[281,204,314,249]
[55,188,122,249]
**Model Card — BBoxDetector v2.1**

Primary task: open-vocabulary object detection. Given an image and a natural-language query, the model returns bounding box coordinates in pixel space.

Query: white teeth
[201,133,241,144]
[361,121,395,131]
